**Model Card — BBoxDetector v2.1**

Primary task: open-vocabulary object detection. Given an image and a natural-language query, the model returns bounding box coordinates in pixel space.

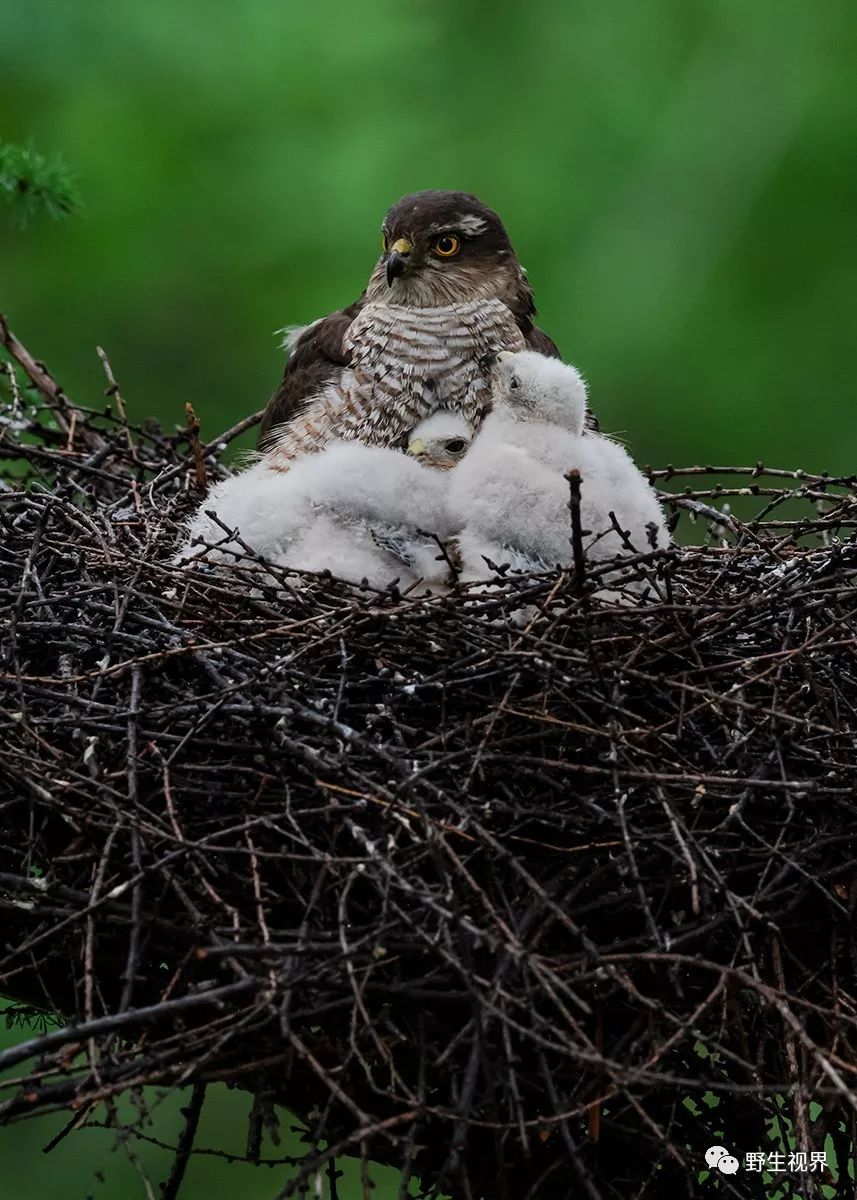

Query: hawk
[259,190,592,465]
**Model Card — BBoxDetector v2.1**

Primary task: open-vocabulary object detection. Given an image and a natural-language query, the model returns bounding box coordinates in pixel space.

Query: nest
[2,318,857,1199]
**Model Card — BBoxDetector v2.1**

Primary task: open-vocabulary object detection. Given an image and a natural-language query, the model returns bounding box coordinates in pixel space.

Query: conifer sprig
[0,140,82,228]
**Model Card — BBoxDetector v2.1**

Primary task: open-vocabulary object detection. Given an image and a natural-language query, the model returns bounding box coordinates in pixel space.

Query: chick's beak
[386,238,413,286]
[407,437,426,458]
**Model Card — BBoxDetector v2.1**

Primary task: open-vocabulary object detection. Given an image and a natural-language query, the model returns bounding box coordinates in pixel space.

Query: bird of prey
[448,350,668,591]
[259,190,593,464]
[177,412,472,591]
[404,409,473,470]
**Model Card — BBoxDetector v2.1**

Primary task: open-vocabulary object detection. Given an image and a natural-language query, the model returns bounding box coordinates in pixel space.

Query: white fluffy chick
[405,410,473,471]
[448,350,668,590]
[176,457,304,564]
[177,412,471,591]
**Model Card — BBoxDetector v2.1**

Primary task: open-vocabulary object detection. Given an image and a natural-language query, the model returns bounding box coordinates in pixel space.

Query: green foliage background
[1,1,855,1196]
[2,0,856,470]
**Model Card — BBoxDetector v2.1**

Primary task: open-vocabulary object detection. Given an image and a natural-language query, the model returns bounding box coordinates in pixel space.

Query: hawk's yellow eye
[433,234,460,258]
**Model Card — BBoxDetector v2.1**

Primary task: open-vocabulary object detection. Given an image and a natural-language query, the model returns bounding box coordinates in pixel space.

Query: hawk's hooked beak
[406,437,426,458]
[386,238,413,287]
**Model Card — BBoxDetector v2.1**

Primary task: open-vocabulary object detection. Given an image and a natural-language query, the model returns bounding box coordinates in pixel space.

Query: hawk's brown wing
[525,324,561,360]
[259,301,362,445]
[524,323,600,432]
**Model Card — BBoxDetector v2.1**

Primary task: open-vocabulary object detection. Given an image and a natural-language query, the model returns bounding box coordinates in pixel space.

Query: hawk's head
[365,190,526,308]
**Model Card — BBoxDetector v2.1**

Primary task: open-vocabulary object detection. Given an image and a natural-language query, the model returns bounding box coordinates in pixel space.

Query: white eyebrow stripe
[454,214,489,235]
[423,214,489,238]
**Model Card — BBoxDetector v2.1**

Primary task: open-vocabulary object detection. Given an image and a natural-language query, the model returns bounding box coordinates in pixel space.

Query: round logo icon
[705,1146,740,1174]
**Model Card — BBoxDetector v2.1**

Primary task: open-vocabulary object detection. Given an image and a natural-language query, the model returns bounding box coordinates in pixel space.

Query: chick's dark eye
[510,378,519,390]
[433,234,460,258]
[445,438,466,454]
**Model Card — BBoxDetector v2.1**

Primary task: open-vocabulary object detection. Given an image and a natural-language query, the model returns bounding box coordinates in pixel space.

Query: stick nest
[2,322,857,1199]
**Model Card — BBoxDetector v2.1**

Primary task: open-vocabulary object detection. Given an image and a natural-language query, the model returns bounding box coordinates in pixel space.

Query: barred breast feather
[266,298,525,470]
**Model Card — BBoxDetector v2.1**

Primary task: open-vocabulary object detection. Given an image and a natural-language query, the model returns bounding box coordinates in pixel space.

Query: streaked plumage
[265,298,521,464]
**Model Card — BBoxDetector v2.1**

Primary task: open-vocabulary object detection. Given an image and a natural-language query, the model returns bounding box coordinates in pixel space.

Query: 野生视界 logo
[705,1145,828,1176]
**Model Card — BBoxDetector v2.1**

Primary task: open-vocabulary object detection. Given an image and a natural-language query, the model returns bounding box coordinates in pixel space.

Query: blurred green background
[0,1016,410,1200]
[1,0,855,1195]
[2,0,855,471]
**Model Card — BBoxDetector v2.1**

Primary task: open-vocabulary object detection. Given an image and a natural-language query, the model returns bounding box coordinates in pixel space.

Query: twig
[96,346,133,450]
[565,468,587,593]
[184,402,208,489]
[161,1082,207,1200]
[0,313,104,452]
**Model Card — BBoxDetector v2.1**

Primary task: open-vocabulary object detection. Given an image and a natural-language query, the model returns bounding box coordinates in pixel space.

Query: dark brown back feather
[518,298,600,432]
[259,301,362,443]
[524,324,561,359]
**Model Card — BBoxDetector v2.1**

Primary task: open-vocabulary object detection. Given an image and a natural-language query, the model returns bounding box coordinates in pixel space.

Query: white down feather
[177,416,469,591]
[449,350,669,595]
